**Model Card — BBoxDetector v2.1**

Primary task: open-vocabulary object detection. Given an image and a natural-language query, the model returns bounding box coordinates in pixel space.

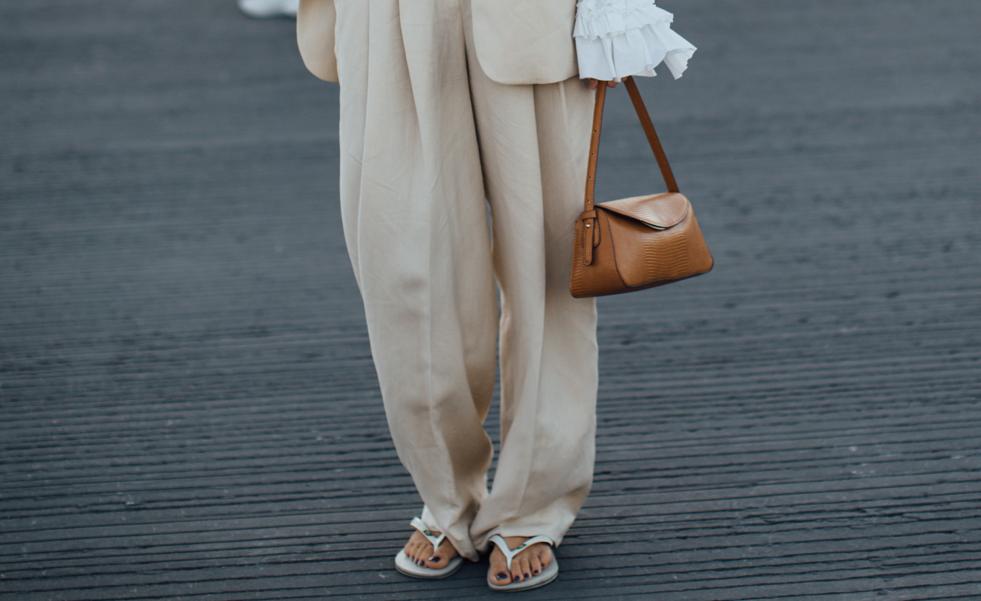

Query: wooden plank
[1,0,980,599]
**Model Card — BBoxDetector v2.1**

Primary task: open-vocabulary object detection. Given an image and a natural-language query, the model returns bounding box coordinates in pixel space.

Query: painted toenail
[429,555,439,562]
[524,572,531,579]
[496,572,508,580]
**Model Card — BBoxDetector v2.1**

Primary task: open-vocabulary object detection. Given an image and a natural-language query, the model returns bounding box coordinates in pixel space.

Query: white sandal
[393,516,465,579]
[486,533,560,592]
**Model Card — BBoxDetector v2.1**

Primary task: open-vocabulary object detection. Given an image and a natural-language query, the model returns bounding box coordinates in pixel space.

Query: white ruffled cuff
[574,0,696,82]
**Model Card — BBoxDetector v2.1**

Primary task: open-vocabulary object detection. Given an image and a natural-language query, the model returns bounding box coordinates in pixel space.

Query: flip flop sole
[394,549,464,579]
[487,558,559,592]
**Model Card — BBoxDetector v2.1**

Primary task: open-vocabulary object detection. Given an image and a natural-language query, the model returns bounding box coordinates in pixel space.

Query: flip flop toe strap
[409,516,447,554]
[488,534,556,572]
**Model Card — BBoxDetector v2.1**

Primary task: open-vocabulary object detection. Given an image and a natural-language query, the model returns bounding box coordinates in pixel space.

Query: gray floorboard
[1,0,980,599]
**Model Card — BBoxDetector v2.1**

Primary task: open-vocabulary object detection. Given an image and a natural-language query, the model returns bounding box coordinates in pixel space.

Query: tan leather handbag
[570,76,714,298]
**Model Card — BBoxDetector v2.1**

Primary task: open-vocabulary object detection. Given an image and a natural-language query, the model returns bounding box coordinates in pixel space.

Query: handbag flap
[598,192,690,229]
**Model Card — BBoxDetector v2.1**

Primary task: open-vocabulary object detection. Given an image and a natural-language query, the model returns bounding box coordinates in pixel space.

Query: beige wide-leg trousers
[334,0,599,562]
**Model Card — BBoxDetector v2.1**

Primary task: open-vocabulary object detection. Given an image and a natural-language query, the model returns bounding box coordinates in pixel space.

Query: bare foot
[403,527,459,569]
[487,536,554,586]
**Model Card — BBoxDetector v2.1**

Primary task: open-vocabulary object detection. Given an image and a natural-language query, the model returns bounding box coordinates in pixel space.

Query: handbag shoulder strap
[583,76,679,213]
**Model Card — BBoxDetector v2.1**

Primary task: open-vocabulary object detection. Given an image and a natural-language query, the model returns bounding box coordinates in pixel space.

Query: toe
[424,555,443,568]
[518,556,532,581]
[530,553,543,576]
[539,545,553,567]
[510,558,524,582]
[412,541,427,564]
[488,551,512,585]
[424,543,449,568]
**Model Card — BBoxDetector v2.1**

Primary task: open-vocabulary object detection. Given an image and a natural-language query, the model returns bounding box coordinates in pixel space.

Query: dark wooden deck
[2,0,980,599]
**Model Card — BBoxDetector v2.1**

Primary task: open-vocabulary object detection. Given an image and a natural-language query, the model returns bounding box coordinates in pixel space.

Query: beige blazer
[297,0,578,85]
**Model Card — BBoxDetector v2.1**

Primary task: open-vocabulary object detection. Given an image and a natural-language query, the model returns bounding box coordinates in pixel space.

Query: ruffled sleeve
[574,0,696,82]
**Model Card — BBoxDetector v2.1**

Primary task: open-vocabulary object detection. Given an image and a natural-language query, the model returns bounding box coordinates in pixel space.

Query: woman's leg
[333,0,498,563]
[460,0,601,557]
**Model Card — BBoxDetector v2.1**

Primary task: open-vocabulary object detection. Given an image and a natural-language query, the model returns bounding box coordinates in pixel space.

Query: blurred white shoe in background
[238,0,298,18]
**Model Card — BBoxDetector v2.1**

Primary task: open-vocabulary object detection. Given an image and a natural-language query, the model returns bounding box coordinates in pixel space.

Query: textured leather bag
[570,76,714,298]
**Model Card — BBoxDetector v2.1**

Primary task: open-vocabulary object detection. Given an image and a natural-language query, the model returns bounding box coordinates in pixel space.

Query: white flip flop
[393,516,465,579]
[486,533,559,592]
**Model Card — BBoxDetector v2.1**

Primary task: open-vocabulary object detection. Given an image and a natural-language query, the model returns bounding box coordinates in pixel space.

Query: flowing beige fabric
[298,0,578,84]
[334,0,598,562]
